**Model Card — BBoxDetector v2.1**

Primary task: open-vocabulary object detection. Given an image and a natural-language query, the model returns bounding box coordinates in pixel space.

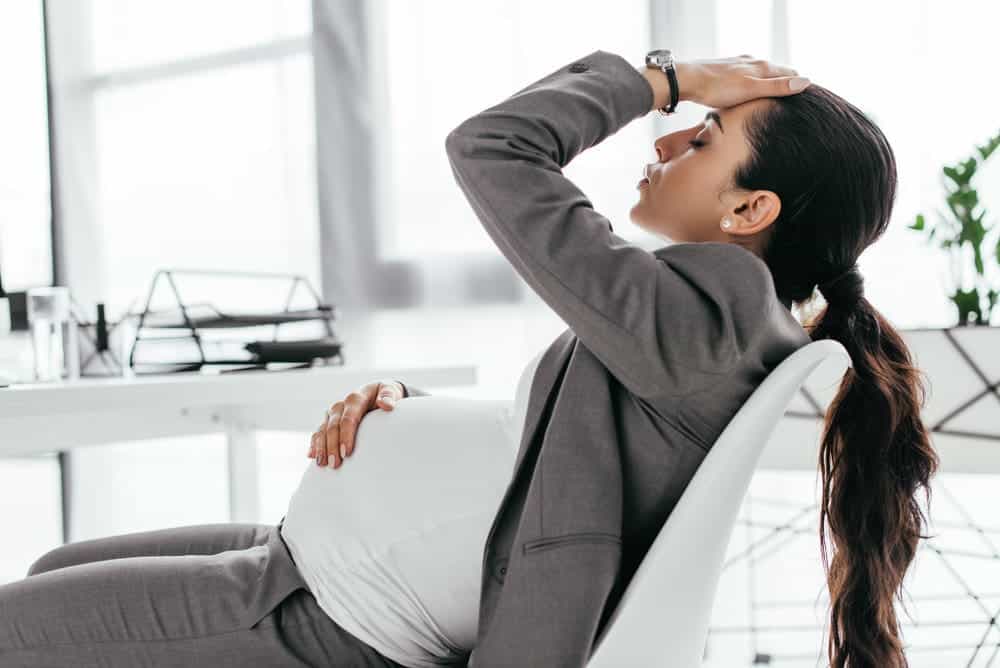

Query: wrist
[640,66,671,113]
[673,62,698,102]
[639,61,696,112]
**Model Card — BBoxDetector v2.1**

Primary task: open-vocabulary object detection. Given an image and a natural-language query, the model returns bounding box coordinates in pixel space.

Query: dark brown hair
[733,84,940,667]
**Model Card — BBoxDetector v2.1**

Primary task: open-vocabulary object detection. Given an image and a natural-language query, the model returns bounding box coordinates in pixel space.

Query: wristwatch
[645,49,679,116]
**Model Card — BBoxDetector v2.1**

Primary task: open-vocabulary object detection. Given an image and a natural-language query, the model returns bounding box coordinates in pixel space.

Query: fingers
[732,54,805,94]
[739,55,797,75]
[751,74,811,95]
[327,401,350,467]
[307,382,405,468]
[307,408,344,467]
[307,403,343,468]
[786,76,811,92]
[309,419,329,464]
[337,390,367,460]
[746,59,807,95]
[375,381,401,411]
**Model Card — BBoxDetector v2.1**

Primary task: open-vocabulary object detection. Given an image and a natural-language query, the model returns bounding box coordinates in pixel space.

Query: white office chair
[586,339,852,667]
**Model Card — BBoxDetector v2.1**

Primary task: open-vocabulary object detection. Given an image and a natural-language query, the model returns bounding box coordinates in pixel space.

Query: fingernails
[789,77,810,91]
[340,443,347,459]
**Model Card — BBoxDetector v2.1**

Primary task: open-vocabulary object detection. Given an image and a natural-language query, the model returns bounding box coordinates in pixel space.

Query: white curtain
[0,1,51,293]
[389,0,666,305]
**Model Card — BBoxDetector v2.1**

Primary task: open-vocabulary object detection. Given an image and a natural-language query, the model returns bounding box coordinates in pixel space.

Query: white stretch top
[280,348,544,667]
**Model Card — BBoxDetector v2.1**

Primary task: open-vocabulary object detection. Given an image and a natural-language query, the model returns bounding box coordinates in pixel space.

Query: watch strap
[646,50,680,116]
[661,63,679,116]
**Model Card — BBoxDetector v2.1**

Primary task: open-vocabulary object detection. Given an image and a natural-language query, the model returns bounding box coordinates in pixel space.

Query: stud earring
[721,217,733,230]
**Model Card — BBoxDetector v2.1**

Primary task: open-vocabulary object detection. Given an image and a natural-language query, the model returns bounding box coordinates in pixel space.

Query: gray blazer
[398,49,810,668]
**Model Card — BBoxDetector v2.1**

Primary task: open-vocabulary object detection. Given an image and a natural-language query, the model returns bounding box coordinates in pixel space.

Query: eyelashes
[688,138,707,149]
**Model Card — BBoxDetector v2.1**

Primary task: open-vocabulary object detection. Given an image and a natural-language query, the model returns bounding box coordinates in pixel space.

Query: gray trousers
[0,521,407,667]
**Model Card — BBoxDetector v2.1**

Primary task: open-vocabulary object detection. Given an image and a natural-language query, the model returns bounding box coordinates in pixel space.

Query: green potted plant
[908,129,1000,326]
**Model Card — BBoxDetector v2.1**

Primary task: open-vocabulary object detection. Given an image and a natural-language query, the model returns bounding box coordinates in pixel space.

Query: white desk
[2,319,998,541]
[0,362,477,532]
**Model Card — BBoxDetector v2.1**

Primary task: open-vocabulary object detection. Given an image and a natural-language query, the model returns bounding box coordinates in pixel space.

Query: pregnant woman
[0,48,937,668]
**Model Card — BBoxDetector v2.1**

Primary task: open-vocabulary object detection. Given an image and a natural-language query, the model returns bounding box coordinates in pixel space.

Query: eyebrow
[704,110,724,134]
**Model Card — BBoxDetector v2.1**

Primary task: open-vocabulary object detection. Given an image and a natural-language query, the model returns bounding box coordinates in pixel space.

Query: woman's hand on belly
[308,379,407,468]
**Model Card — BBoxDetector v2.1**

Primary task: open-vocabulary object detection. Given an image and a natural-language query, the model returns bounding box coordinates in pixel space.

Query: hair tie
[819,263,863,307]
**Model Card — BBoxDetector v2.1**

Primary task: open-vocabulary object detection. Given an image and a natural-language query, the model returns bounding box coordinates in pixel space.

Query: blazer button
[494,557,509,584]
[568,62,589,73]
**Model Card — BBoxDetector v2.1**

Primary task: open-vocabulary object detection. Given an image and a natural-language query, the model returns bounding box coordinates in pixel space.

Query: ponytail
[732,78,937,665]
[805,285,940,667]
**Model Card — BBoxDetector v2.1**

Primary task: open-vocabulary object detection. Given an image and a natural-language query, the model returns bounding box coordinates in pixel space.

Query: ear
[732,190,781,234]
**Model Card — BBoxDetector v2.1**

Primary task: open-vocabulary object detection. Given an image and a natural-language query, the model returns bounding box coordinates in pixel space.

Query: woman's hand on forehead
[676,55,810,110]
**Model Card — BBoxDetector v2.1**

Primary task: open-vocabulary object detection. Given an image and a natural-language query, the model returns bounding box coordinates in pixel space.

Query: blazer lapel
[482,328,576,550]
[511,328,576,477]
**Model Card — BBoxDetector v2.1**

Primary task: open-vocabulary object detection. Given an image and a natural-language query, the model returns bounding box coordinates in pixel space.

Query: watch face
[645,49,674,67]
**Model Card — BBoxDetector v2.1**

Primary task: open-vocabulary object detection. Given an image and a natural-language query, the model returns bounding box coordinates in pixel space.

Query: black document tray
[244,338,343,363]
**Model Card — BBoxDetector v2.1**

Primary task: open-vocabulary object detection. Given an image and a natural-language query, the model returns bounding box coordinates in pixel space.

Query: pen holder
[76,309,137,378]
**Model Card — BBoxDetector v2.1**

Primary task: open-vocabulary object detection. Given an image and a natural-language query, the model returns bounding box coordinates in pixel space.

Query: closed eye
[688,138,706,149]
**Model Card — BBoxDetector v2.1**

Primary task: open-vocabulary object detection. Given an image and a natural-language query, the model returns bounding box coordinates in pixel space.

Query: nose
[654,126,699,163]
[654,137,671,163]
[654,136,679,162]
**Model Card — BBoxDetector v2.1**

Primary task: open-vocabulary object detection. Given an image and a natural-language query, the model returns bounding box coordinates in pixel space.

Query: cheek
[651,164,698,208]
[649,164,720,229]
[660,159,725,207]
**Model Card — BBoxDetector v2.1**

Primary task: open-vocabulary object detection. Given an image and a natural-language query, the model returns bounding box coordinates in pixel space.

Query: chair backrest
[586,339,851,667]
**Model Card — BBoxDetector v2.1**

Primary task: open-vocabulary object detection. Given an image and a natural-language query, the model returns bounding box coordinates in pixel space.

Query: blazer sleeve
[444,49,773,398]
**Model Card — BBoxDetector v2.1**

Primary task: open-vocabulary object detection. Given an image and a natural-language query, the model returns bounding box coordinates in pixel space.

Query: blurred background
[1,1,998,665]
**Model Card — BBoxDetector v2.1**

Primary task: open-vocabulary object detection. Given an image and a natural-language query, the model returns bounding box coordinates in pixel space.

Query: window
[48,0,318,317]
[374,0,659,262]
[38,0,322,542]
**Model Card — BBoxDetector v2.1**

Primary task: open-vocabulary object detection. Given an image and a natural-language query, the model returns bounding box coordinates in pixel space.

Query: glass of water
[27,286,78,382]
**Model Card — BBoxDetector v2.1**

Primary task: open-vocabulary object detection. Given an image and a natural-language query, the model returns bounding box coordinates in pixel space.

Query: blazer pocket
[522,531,622,556]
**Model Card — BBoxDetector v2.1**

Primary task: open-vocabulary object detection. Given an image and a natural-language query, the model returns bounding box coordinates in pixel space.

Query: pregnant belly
[281,396,519,657]
[282,395,518,569]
